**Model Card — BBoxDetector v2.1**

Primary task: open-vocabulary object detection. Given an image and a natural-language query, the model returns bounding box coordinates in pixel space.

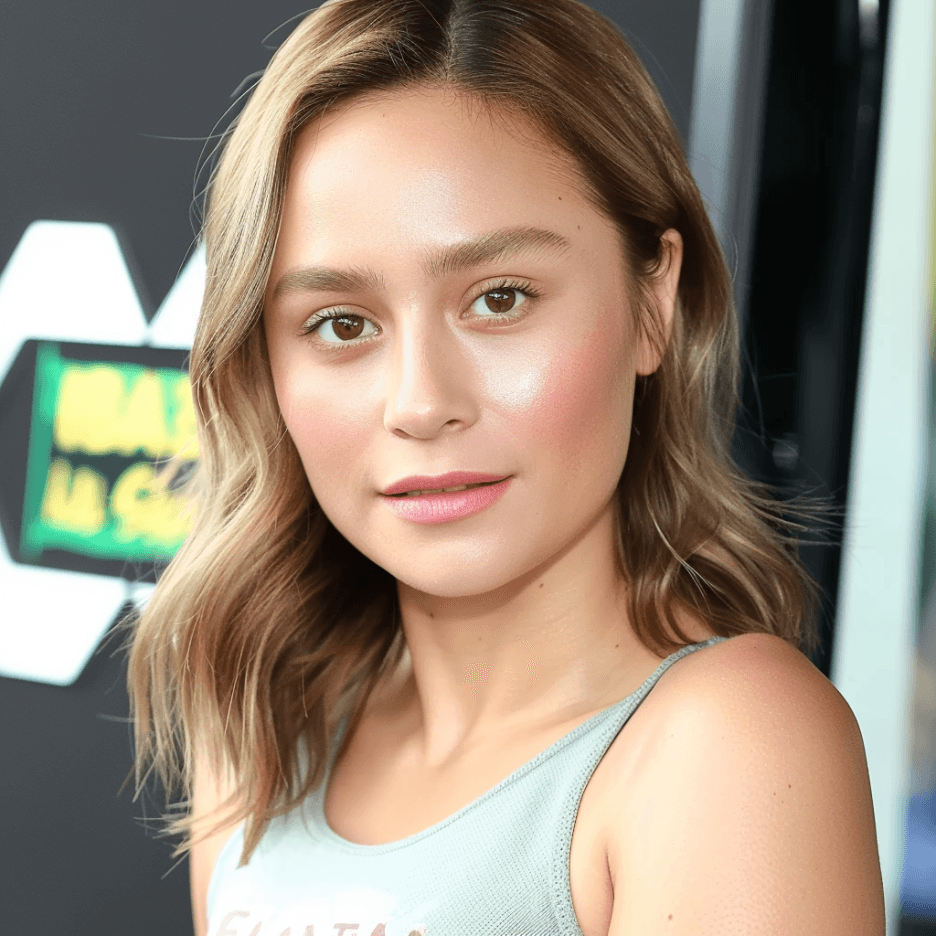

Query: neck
[386,503,665,768]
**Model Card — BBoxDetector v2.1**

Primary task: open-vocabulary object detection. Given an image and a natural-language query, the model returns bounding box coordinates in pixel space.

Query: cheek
[486,315,634,466]
[273,364,373,493]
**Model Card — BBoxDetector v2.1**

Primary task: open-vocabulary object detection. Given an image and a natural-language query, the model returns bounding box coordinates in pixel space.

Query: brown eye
[469,284,535,320]
[330,315,366,341]
[483,288,518,314]
[304,311,378,345]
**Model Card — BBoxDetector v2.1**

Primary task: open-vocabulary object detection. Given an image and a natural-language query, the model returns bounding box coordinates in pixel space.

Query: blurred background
[0,0,932,933]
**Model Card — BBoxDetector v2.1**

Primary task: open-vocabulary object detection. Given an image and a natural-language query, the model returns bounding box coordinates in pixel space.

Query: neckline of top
[311,635,727,854]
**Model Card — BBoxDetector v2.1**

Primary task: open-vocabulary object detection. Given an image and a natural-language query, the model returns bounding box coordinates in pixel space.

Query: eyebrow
[271,225,572,298]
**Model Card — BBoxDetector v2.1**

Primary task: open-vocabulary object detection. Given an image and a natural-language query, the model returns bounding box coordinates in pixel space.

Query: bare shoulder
[604,632,886,935]
[648,632,861,740]
[677,630,845,707]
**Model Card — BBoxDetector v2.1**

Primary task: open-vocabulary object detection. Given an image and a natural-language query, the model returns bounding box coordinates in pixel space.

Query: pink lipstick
[380,471,512,524]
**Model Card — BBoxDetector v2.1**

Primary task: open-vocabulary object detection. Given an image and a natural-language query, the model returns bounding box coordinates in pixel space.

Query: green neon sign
[20,341,197,564]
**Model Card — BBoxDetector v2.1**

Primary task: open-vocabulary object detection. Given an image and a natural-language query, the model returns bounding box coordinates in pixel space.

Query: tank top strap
[549,634,730,933]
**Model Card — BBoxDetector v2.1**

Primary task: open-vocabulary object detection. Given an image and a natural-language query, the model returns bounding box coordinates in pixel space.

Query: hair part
[125,0,821,867]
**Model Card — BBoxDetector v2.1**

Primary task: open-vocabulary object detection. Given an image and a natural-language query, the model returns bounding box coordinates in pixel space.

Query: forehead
[279,85,612,251]
[293,84,584,185]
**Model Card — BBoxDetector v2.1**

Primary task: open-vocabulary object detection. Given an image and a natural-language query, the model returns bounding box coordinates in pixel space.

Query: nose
[382,315,477,440]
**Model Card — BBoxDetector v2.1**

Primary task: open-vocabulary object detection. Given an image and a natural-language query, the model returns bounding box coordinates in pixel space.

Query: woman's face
[263,85,668,598]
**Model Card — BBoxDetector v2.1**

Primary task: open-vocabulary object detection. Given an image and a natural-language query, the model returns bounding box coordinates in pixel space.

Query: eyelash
[298,278,543,349]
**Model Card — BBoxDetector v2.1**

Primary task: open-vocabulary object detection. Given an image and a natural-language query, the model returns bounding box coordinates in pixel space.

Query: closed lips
[392,481,502,497]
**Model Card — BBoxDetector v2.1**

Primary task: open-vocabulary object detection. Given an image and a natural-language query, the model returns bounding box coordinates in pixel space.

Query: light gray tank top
[207,635,729,936]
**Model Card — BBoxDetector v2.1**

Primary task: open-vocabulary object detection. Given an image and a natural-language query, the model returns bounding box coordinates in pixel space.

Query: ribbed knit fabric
[207,635,729,936]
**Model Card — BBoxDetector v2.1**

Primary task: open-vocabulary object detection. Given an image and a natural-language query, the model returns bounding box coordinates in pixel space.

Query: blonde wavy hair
[126,0,821,865]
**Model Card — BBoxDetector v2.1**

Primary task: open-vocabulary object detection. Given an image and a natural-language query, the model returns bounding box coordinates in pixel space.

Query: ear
[635,228,683,376]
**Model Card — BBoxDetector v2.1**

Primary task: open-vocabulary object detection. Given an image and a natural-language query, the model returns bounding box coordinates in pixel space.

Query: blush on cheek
[495,324,631,464]
[279,379,373,493]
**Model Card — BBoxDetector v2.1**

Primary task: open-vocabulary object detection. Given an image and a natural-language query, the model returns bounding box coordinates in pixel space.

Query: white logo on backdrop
[0,220,203,685]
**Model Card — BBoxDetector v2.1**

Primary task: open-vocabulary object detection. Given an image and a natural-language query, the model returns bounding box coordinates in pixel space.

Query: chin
[389,564,520,601]
[382,544,556,603]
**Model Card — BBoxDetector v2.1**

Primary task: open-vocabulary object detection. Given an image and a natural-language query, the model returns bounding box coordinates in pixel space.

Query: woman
[126,1,886,933]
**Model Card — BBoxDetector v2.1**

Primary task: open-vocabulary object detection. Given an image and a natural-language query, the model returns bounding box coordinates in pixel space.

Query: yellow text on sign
[40,458,192,549]
[52,364,197,460]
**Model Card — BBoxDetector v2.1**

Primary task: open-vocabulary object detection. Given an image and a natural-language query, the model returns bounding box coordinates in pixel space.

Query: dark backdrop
[0,3,702,933]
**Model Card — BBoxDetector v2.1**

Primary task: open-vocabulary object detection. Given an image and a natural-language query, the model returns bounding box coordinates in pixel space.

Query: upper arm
[190,749,243,936]
[606,633,886,936]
